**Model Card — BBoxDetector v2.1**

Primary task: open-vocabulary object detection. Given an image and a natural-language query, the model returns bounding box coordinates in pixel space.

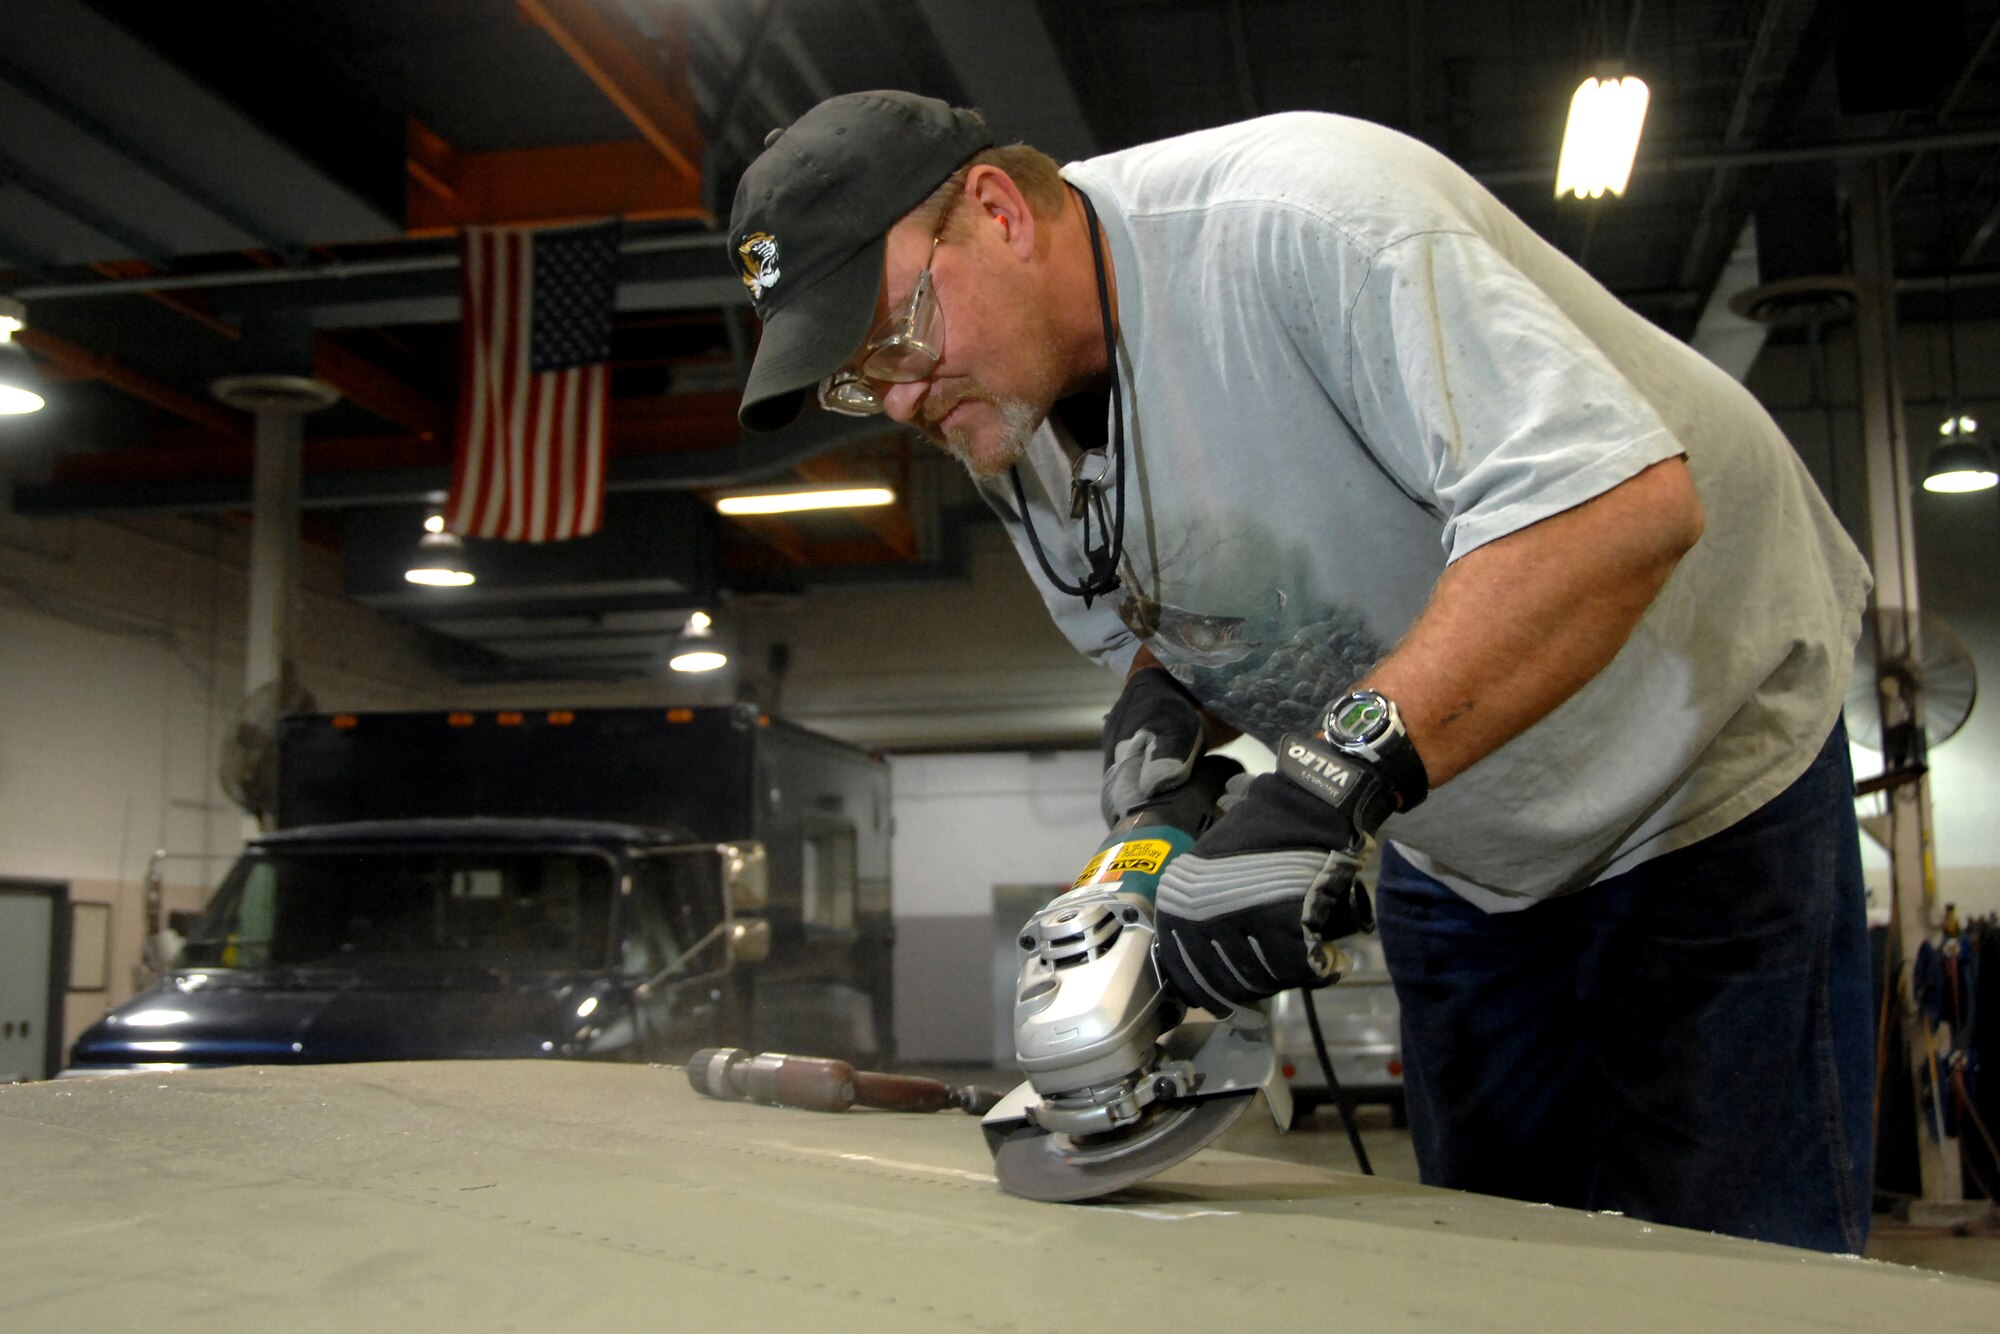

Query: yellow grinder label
[1072,838,1172,889]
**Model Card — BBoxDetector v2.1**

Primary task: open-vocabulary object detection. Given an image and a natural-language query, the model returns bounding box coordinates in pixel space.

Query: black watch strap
[1277,734,1400,834]
[1359,732,1428,812]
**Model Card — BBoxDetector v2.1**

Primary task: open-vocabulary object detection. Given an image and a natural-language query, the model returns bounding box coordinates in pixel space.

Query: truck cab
[68,818,771,1074]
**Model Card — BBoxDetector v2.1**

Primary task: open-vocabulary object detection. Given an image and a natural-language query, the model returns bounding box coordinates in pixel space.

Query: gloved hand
[1100,666,1208,826]
[1152,735,1397,1014]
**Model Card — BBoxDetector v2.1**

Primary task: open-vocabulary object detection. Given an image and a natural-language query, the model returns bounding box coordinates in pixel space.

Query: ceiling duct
[1730,71,1857,329]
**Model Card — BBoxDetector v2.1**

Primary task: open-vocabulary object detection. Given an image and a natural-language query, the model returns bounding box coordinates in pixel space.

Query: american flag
[445,219,620,542]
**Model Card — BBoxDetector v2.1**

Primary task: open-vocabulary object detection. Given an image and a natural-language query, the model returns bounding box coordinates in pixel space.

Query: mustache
[920,384,998,434]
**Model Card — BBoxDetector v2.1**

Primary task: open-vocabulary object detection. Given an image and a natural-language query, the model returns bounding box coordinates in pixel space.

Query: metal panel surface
[1,1061,1993,1331]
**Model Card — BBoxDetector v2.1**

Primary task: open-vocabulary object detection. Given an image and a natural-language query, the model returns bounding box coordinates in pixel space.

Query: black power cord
[1301,987,1374,1175]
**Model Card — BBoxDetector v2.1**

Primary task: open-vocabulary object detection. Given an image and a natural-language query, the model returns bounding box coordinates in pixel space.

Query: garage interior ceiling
[2,0,1996,680]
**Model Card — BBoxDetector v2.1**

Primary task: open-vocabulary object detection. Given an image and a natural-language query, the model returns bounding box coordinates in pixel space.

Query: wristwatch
[1322,689,1430,812]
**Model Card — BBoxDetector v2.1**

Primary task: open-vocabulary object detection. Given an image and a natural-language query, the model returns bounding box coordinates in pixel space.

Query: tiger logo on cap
[738,232,780,302]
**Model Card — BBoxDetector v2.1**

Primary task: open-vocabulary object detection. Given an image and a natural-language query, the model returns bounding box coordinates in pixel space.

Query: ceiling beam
[403,121,704,234]
[53,255,446,438]
[0,144,168,262]
[1674,0,1794,292]
[89,259,237,338]
[724,515,812,566]
[912,0,1097,161]
[684,1,791,162]
[1960,192,2000,267]
[0,50,285,250]
[16,408,894,515]
[309,335,445,441]
[10,227,734,325]
[514,0,704,186]
[1890,10,2000,199]
[14,324,245,438]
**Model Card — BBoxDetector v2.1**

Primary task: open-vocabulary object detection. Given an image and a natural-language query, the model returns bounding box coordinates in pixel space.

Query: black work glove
[1100,666,1207,827]
[1151,735,1397,1015]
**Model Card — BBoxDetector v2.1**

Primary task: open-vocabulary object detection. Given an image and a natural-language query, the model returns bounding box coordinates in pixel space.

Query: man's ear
[963,164,1038,260]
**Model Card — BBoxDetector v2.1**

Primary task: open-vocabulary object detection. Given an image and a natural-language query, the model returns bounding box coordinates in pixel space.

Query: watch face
[1327,692,1392,747]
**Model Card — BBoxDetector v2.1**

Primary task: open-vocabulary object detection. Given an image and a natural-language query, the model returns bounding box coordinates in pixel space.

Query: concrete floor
[933,1068,2000,1284]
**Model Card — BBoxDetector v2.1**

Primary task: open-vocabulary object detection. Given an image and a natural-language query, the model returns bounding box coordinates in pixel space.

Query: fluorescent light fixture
[713,484,895,516]
[1922,439,1999,494]
[0,296,47,414]
[669,609,729,673]
[405,517,476,587]
[1555,75,1651,200]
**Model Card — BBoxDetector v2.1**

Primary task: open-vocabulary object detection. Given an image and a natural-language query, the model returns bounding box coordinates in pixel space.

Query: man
[729,91,1874,1252]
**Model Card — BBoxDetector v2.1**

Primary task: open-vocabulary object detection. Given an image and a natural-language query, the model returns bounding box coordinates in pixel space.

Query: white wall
[887,750,1102,1063]
[890,750,1105,915]
[0,500,457,1049]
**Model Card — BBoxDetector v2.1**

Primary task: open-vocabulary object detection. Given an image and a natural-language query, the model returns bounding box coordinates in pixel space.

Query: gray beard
[942,395,1041,478]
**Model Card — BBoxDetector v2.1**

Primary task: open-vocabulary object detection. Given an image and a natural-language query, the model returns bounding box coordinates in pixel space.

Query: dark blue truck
[67,707,893,1074]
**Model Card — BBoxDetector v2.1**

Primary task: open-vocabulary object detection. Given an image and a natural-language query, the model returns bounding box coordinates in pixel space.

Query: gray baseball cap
[729,90,992,432]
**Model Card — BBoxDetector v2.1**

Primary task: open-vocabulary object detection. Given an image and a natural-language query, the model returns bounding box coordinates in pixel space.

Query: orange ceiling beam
[52,434,449,487]
[91,259,239,339]
[310,337,445,441]
[515,0,704,184]
[406,120,705,233]
[16,326,247,440]
[52,393,750,488]
[724,516,812,567]
[67,258,445,442]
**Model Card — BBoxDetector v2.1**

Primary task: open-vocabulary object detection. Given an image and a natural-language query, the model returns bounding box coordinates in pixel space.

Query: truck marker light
[497,712,524,727]
[547,711,575,726]
[448,713,475,727]
[667,708,694,723]
[331,714,358,730]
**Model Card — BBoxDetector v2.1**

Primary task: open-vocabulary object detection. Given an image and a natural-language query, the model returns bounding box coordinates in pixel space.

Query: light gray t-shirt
[978,112,1870,910]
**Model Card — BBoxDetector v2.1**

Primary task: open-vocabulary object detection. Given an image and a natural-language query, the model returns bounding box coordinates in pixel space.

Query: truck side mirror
[721,842,768,913]
[729,918,771,964]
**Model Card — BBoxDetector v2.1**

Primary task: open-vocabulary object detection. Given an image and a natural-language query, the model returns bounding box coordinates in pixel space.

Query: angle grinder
[982,755,1338,1202]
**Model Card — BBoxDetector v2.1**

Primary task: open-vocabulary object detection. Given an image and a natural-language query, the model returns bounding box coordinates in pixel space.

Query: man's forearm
[1360,457,1704,789]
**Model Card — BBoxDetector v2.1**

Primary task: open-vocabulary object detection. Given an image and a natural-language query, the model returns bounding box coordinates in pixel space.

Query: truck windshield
[178,849,615,972]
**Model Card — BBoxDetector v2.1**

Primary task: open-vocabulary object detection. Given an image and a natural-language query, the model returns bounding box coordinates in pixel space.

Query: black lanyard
[1009,185,1126,609]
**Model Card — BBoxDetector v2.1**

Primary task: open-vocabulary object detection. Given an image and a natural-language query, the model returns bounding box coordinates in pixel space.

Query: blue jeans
[1375,722,1872,1253]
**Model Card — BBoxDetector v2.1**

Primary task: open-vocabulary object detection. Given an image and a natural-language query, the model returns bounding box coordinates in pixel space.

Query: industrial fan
[1843,610,1977,754]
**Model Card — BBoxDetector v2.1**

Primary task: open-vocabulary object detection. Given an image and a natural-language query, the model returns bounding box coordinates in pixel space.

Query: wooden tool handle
[850,1069,955,1113]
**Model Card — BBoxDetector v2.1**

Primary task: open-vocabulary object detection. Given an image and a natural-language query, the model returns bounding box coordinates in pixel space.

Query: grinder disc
[991,1092,1256,1203]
